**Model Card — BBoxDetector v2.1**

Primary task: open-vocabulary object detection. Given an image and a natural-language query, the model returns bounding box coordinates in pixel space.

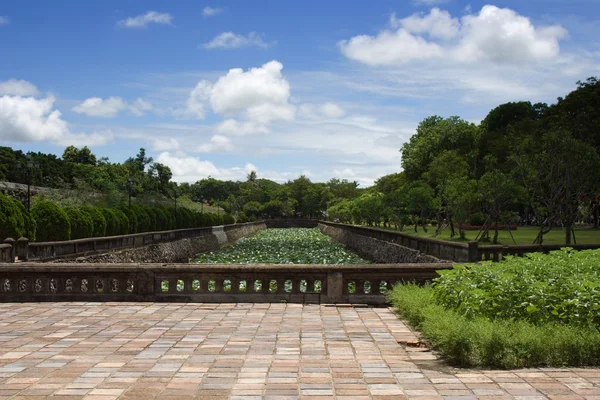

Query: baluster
[372,280,381,295]
[292,279,301,294]
[277,279,285,294]
[215,278,223,293]
[355,280,365,294]
[305,279,314,292]
[230,278,239,293]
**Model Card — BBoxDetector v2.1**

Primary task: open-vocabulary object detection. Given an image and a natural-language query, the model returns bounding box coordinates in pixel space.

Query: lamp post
[16,154,40,212]
[174,190,180,228]
[122,177,134,209]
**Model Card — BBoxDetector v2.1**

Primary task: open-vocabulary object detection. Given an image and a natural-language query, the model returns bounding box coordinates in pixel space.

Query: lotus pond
[195,228,370,264]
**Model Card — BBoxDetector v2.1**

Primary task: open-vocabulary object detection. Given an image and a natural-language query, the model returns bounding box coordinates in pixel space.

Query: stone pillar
[3,238,15,263]
[468,241,479,262]
[326,272,344,303]
[16,237,29,261]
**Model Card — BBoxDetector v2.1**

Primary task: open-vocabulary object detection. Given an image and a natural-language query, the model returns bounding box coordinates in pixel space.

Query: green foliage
[0,192,26,240]
[131,205,152,232]
[14,200,36,240]
[111,209,130,235]
[389,284,600,368]
[119,207,138,234]
[80,206,107,237]
[433,248,600,328]
[236,213,250,223]
[100,208,121,236]
[31,200,71,241]
[223,213,235,225]
[196,228,370,264]
[64,207,93,239]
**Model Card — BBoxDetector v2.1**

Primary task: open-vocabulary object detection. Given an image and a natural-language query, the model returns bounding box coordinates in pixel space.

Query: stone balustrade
[0,263,452,304]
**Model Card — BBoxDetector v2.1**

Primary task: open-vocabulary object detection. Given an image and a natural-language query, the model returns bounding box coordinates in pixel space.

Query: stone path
[0,303,599,399]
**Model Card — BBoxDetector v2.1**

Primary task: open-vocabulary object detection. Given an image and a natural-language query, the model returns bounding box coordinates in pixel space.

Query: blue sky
[1,0,599,186]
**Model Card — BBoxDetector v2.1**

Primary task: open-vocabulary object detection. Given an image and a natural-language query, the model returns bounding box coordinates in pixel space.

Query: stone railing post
[468,241,479,262]
[3,238,15,263]
[16,237,29,261]
[326,272,344,303]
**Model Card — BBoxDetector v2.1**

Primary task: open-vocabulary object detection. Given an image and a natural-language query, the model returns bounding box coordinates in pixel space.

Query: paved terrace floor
[0,303,599,400]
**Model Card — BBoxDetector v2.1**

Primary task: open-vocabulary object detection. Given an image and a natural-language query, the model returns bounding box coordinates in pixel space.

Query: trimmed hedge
[0,193,26,240]
[80,206,107,237]
[64,207,93,239]
[120,207,138,234]
[112,209,130,235]
[131,205,152,233]
[31,200,71,241]
[100,208,121,236]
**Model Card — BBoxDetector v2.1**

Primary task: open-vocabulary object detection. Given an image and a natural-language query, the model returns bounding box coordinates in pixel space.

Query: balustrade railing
[0,263,451,304]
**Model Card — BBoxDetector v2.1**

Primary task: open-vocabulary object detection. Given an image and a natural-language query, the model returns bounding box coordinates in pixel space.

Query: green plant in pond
[195,228,370,264]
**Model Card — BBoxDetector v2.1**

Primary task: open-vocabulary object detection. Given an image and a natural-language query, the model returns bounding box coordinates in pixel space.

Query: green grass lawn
[375,224,600,245]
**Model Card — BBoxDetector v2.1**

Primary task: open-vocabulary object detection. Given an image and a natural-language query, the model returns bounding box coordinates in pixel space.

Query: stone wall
[318,223,448,263]
[58,222,266,264]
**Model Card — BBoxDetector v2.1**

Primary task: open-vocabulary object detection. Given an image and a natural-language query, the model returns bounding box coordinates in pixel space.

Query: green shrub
[204,213,217,226]
[131,205,152,233]
[100,208,120,236]
[469,212,487,226]
[120,207,138,234]
[0,193,26,240]
[433,249,600,328]
[223,213,235,225]
[153,206,174,230]
[389,284,600,368]
[237,213,249,223]
[64,207,93,239]
[31,200,71,241]
[112,209,130,235]
[80,206,107,237]
[194,212,206,228]
[175,207,194,228]
[14,200,36,240]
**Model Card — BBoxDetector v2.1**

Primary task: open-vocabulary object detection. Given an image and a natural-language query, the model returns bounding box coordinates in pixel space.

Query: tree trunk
[565,221,573,245]
[448,213,456,238]
[493,215,499,244]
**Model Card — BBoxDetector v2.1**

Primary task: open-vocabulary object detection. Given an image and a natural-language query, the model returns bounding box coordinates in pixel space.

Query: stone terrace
[0,303,599,400]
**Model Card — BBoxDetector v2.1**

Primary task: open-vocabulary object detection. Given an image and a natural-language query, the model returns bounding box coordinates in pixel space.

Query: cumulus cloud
[210,60,294,122]
[0,79,39,96]
[129,97,153,116]
[73,96,127,118]
[152,137,180,151]
[181,60,295,126]
[413,0,451,5]
[196,134,234,153]
[340,5,567,66]
[0,94,112,145]
[203,32,271,49]
[0,16,9,25]
[203,7,223,17]
[118,11,173,28]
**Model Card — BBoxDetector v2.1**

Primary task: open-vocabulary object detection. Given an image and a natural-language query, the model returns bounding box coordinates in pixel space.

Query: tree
[477,171,524,244]
[62,146,97,165]
[403,181,436,232]
[512,131,600,244]
[445,177,479,240]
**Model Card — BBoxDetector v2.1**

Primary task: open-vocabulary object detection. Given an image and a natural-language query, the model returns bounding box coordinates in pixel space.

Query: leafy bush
[153,206,174,230]
[237,213,250,223]
[223,213,235,225]
[0,193,26,240]
[64,207,93,239]
[120,207,138,234]
[469,212,487,226]
[111,209,130,235]
[100,208,121,236]
[14,200,36,240]
[31,200,71,241]
[80,206,107,237]
[131,205,152,233]
[389,284,600,368]
[433,249,600,328]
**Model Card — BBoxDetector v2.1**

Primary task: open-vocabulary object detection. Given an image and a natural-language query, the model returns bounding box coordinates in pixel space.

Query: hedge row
[0,193,236,242]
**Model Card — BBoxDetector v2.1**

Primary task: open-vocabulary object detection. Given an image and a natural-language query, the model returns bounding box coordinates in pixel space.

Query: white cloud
[340,5,567,66]
[152,137,180,151]
[117,11,173,28]
[210,60,294,122]
[0,79,39,96]
[0,94,112,145]
[203,32,271,49]
[0,16,9,25]
[129,97,153,116]
[203,7,223,17]
[299,102,345,119]
[391,8,459,40]
[196,134,234,153]
[215,119,269,136]
[73,97,127,118]
[182,81,212,119]
[157,151,259,182]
